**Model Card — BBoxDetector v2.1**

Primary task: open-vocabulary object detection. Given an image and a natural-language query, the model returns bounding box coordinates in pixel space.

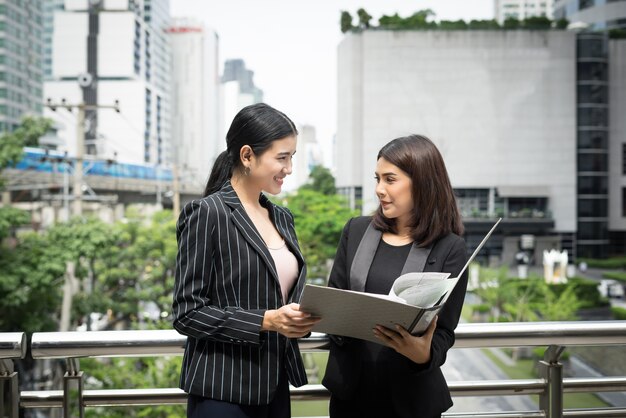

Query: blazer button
[428,258,436,264]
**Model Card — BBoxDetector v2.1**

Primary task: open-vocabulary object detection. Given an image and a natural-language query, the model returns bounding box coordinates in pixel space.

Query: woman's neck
[394,216,412,238]
[231,174,262,208]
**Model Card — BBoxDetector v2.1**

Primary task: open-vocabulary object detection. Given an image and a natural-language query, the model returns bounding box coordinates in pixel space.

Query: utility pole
[44,99,120,216]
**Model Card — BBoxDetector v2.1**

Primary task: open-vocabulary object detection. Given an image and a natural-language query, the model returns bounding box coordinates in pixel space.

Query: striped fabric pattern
[173,181,308,405]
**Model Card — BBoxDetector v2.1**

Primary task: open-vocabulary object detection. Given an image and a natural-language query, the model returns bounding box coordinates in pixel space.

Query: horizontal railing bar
[443,412,545,418]
[563,408,626,417]
[0,332,26,359]
[19,376,626,408]
[30,321,626,359]
[454,321,626,348]
[449,379,545,396]
[564,377,626,393]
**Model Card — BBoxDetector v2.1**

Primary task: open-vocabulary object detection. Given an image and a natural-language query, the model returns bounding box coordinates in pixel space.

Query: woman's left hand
[373,316,438,364]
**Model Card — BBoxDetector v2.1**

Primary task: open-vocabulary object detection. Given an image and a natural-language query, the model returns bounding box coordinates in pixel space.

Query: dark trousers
[187,371,290,418]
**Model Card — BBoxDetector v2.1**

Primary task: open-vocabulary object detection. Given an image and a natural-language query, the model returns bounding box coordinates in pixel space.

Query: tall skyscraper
[43,0,64,80]
[43,0,171,166]
[0,0,44,132]
[220,59,264,146]
[167,17,219,188]
[494,0,553,24]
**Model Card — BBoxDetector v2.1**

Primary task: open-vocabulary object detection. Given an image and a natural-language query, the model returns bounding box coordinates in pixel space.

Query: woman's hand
[373,316,438,364]
[262,303,320,338]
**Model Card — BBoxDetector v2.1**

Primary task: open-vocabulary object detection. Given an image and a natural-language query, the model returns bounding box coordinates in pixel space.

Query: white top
[268,241,299,303]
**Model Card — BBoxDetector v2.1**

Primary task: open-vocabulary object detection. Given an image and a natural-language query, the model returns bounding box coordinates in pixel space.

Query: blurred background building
[0,0,44,132]
[167,17,219,189]
[494,0,553,24]
[43,0,172,165]
[335,27,626,261]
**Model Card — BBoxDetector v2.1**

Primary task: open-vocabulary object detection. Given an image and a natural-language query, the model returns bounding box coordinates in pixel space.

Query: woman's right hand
[262,303,320,338]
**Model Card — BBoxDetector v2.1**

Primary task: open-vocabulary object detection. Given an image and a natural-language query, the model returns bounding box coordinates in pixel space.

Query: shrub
[612,307,626,320]
[602,271,626,283]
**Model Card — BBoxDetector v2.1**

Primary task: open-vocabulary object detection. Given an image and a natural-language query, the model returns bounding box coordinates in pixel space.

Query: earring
[244,166,251,176]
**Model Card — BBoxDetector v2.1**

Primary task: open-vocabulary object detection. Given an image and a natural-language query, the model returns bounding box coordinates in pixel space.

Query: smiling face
[375,157,414,225]
[248,135,297,195]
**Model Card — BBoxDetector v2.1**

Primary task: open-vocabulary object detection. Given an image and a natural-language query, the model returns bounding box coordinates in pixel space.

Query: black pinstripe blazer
[172,180,308,405]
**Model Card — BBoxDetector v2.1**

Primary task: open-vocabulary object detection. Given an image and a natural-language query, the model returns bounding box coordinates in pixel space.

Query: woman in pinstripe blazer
[173,103,319,418]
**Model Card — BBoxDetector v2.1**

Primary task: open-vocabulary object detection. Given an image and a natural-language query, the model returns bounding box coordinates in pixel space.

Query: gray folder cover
[299,285,440,344]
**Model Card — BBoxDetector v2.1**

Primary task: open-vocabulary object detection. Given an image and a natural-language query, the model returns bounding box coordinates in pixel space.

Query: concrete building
[554,0,626,30]
[43,0,171,166]
[220,59,264,145]
[494,0,552,24]
[335,29,608,261]
[167,18,219,189]
[0,0,44,132]
[289,124,323,190]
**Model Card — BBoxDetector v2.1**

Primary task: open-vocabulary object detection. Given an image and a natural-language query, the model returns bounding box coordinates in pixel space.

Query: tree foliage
[472,267,585,322]
[340,10,353,33]
[356,8,372,29]
[341,9,567,33]
[280,189,357,279]
[299,165,336,195]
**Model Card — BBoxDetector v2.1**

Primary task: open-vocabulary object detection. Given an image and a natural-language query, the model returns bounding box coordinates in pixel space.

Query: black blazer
[322,216,468,417]
[172,181,308,405]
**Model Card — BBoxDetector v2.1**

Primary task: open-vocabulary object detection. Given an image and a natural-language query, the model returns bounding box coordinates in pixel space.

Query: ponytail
[203,150,234,197]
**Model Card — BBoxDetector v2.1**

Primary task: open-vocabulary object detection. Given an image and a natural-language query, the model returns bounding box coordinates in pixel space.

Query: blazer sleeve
[172,200,265,346]
[410,236,468,374]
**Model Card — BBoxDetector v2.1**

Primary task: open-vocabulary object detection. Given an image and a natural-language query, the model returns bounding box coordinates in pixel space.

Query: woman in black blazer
[173,103,319,418]
[322,135,468,418]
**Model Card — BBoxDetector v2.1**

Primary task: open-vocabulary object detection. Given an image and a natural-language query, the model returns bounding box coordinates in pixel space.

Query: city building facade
[494,0,552,24]
[167,18,219,189]
[0,0,44,132]
[43,0,172,167]
[336,29,625,260]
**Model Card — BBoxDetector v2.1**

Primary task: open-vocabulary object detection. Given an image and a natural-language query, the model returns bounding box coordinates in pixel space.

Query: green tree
[340,10,353,33]
[0,229,66,332]
[556,18,569,29]
[439,19,468,30]
[356,8,372,29]
[523,16,552,30]
[468,19,500,30]
[299,165,336,195]
[405,9,436,29]
[378,13,403,29]
[503,17,521,29]
[71,209,177,329]
[280,189,357,278]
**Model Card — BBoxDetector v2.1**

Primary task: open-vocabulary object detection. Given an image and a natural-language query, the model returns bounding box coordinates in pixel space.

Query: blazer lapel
[401,244,433,275]
[349,222,381,292]
[350,221,434,291]
[221,182,280,284]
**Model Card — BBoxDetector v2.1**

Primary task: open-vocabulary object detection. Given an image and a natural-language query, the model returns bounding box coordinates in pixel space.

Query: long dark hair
[203,103,298,197]
[371,134,464,246]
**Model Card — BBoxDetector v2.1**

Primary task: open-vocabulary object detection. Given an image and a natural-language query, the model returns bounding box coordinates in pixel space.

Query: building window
[579,130,608,149]
[578,152,608,172]
[623,143,626,175]
[578,175,608,195]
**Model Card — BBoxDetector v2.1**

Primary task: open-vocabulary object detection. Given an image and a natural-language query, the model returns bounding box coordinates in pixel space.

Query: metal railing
[0,333,26,418]
[4,321,626,418]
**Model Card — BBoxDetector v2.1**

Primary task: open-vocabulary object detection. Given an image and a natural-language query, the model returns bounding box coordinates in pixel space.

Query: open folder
[299,219,501,344]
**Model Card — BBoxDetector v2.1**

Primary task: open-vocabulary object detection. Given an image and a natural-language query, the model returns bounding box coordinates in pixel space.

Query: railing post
[63,358,84,418]
[0,359,19,418]
[539,344,565,418]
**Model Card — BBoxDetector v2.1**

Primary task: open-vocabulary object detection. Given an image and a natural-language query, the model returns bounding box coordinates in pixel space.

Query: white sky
[169,0,494,166]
